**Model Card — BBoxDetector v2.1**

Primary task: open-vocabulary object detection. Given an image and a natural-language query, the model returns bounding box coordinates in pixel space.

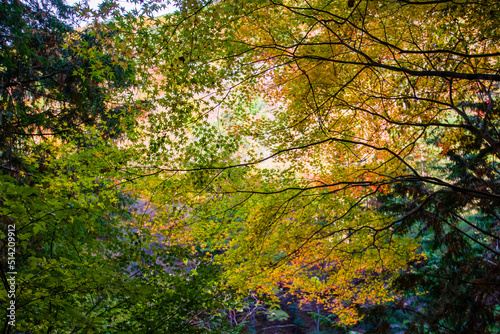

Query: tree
[4,0,497,330]
[113,0,500,327]
[0,1,238,332]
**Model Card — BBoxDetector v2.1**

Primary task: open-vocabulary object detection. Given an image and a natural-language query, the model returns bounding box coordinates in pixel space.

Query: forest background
[1,0,499,333]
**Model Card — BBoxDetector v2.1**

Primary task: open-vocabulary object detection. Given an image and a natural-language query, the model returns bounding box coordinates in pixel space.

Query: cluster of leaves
[365,108,500,333]
[121,0,500,329]
[0,1,239,333]
[3,0,500,332]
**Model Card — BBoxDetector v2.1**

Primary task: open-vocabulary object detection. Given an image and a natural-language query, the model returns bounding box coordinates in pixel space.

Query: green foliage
[370,111,500,333]
[267,309,289,322]
[0,1,240,332]
[3,0,500,332]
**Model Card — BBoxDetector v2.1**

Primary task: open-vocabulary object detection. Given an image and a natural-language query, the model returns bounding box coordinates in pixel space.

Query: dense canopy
[1,0,500,333]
